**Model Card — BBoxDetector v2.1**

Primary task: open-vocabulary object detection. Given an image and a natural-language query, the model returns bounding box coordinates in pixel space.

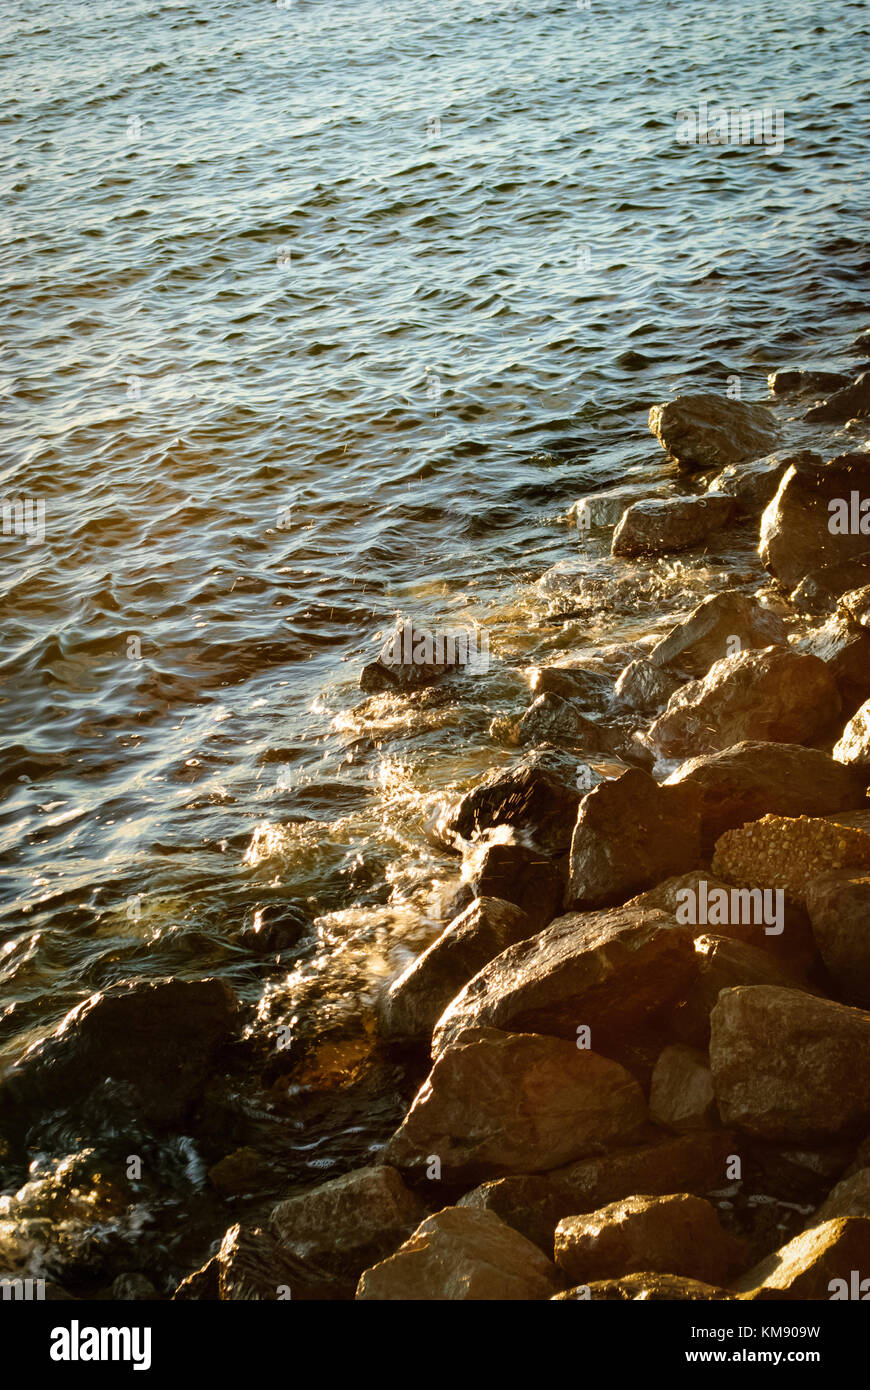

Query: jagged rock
[457,1175,562,1254]
[611,496,734,557]
[769,369,851,397]
[834,700,870,770]
[431,904,697,1058]
[528,665,614,708]
[671,935,809,1048]
[379,898,536,1040]
[710,985,870,1141]
[706,455,793,517]
[646,647,840,761]
[806,872,870,1006]
[384,1028,646,1180]
[649,395,779,471]
[440,747,590,854]
[0,978,238,1136]
[359,620,471,693]
[356,1206,563,1300]
[649,1046,716,1131]
[270,1166,425,1284]
[613,658,682,714]
[567,769,702,909]
[733,1217,870,1298]
[554,1272,732,1300]
[759,452,870,590]
[791,551,870,611]
[459,840,564,930]
[799,613,870,715]
[554,1193,747,1285]
[174,1223,344,1301]
[712,814,870,905]
[515,693,647,768]
[804,371,870,422]
[648,592,788,678]
[664,741,869,853]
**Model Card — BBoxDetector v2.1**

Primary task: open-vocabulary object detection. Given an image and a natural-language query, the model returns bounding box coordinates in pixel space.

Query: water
[1,0,869,1289]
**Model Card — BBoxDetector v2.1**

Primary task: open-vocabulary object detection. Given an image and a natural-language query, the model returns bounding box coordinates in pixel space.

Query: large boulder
[379,898,536,1040]
[440,747,587,854]
[712,813,870,905]
[732,1218,870,1299]
[645,647,840,760]
[0,978,238,1136]
[567,769,702,909]
[648,592,788,678]
[805,872,870,1007]
[611,496,734,557]
[459,840,564,931]
[664,741,869,852]
[649,395,779,471]
[431,905,697,1059]
[759,452,870,590]
[710,985,870,1141]
[804,370,870,422]
[356,1206,563,1301]
[834,699,870,770]
[554,1193,746,1286]
[671,934,810,1048]
[384,1028,646,1180]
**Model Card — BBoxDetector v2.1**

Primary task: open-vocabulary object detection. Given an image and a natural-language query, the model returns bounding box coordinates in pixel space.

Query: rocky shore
[3,337,870,1301]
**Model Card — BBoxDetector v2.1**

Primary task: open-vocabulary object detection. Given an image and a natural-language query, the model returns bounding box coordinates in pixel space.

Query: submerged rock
[732,1217,870,1299]
[759,452,870,590]
[359,620,477,693]
[712,813,870,905]
[527,665,614,707]
[649,394,779,471]
[648,591,788,678]
[441,746,589,854]
[611,495,734,558]
[834,699,870,770]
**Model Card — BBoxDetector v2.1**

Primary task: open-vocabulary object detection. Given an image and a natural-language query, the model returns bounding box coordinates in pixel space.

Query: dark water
[1,0,869,1288]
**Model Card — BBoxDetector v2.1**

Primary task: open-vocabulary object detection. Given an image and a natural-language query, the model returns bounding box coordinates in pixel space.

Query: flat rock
[759,452,870,590]
[356,1206,563,1301]
[567,768,702,909]
[732,1217,870,1298]
[646,647,840,760]
[649,394,779,471]
[834,699,870,770]
[806,872,870,1007]
[648,591,788,678]
[710,985,870,1141]
[440,746,588,854]
[649,1046,717,1132]
[712,814,870,905]
[384,1028,646,1180]
[459,840,564,931]
[379,898,536,1040]
[611,495,734,557]
[554,1272,731,1300]
[431,904,697,1058]
[804,370,870,422]
[554,1193,747,1286]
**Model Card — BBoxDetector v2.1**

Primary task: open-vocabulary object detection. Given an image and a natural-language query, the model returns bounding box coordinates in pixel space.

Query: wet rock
[359,620,471,693]
[732,1217,870,1298]
[567,769,702,909]
[672,935,809,1048]
[569,484,669,530]
[431,904,697,1058]
[664,741,869,853]
[706,455,794,517]
[107,1273,158,1301]
[554,1272,732,1300]
[648,592,788,678]
[840,583,870,628]
[611,496,734,558]
[613,658,682,714]
[457,1175,562,1254]
[441,747,589,854]
[0,978,238,1136]
[554,1193,747,1286]
[769,369,851,397]
[385,1028,646,1180]
[515,693,643,767]
[270,1166,425,1285]
[528,665,614,708]
[806,872,870,1006]
[379,898,536,1040]
[176,1222,344,1301]
[759,452,870,590]
[208,1147,274,1198]
[811,1168,870,1227]
[649,1046,716,1132]
[356,1206,563,1301]
[798,612,870,715]
[791,550,870,611]
[804,370,870,422]
[712,814,870,905]
[645,647,840,761]
[834,699,870,770]
[460,840,564,930]
[649,394,779,471]
[238,902,311,955]
[710,985,870,1141]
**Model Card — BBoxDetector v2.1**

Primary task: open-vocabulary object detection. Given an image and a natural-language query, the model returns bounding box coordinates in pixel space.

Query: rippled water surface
[1,0,869,1286]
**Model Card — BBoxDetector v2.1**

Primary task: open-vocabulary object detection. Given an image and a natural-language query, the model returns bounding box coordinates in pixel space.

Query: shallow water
[1,0,869,1287]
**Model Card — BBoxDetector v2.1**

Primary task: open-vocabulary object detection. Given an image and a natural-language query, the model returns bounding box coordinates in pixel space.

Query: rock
[567,769,702,909]
[459,840,564,931]
[611,496,734,558]
[270,1166,425,1284]
[710,985,870,1141]
[379,898,536,1040]
[613,658,682,714]
[804,371,870,422]
[238,902,311,955]
[664,741,869,853]
[648,592,788,678]
[810,1168,870,1226]
[107,1274,157,1301]
[733,1217,870,1298]
[769,369,851,397]
[525,1131,737,1211]
[569,484,669,530]
[384,1028,646,1180]
[554,1272,731,1300]
[759,452,870,590]
[359,620,470,693]
[649,1046,717,1132]
[457,1175,562,1254]
[672,935,809,1048]
[528,665,614,708]
[706,455,794,517]
[175,1222,345,1301]
[841,583,870,629]
[712,814,870,905]
[798,613,870,715]
[431,903,697,1058]
[554,1193,746,1286]
[515,693,646,768]
[440,747,589,854]
[806,872,870,1006]
[646,647,840,761]
[791,551,870,611]
[834,700,870,770]
[0,979,238,1136]
[208,1147,274,1198]
[649,395,779,471]
[356,1206,563,1301]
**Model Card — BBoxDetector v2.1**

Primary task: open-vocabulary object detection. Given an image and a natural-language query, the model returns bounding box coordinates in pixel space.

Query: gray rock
[769,369,851,397]
[649,394,779,470]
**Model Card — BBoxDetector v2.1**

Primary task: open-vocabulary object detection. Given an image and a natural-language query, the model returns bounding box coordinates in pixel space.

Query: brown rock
[712,814,870,905]
[791,551,870,612]
[834,699,870,771]
[840,583,870,629]
[554,1193,747,1285]
[770,370,850,397]
[799,613,870,716]
[804,371,870,423]
[671,933,810,1048]
[810,1168,870,1227]
[649,1046,717,1132]
[706,454,800,517]
[208,1148,274,1198]
[460,840,564,931]
[440,747,588,854]
[732,1217,870,1298]
[805,871,870,1006]
[613,658,683,714]
[457,1175,562,1253]
[174,1222,345,1301]
[554,1272,732,1299]
[548,1132,737,1212]
[649,592,788,678]
[760,452,870,590]
[611,495,734,557]
[649,394,779,471]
